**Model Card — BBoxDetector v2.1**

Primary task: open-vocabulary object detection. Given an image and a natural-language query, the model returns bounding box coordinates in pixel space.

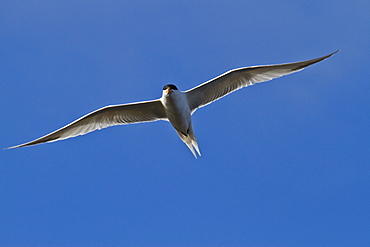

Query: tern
[7,51,338,158]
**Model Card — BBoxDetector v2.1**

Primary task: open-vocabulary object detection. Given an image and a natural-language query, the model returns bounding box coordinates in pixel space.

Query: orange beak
[166,88,173,94]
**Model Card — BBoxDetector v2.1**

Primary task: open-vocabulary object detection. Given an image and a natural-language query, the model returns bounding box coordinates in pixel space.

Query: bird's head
[163,84,178,95]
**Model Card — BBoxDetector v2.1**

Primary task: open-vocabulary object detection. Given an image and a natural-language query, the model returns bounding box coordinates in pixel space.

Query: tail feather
[176,125,201,158]
[191,138,201,157]
[184,139,198,158]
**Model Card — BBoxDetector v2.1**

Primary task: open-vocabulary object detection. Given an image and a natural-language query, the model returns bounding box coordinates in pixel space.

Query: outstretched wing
[7,99,167,149]
[186,51,338,113]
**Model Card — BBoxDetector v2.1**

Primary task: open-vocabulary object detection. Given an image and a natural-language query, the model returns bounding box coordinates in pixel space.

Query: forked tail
[176,125,201,159]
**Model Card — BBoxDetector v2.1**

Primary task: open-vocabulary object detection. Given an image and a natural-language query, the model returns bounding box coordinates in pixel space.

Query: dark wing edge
[6,99,167,149]
[186,50,339,113]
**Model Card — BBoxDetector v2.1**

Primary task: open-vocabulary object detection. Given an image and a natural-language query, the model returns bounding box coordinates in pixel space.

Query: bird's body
[161,85,200,157]
[161,85,191,135]
[7,51,338,158]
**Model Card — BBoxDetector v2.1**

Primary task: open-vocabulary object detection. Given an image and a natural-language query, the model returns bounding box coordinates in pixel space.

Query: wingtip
[320,50,340,60]
[330,49,341,56]
[4,145,21,150]
[4,142,33,150]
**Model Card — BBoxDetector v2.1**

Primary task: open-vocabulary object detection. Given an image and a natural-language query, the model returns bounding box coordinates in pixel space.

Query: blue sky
[1,1,369,246]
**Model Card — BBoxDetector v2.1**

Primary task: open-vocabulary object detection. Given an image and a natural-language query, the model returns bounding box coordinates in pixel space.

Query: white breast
[161,90,191,134]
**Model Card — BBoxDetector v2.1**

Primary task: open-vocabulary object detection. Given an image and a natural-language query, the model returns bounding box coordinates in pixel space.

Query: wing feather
[186,51,338,113]
[7,99,166,149]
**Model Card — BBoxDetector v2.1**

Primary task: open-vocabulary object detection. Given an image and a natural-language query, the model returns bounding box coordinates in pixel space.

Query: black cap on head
[163,84,178,91]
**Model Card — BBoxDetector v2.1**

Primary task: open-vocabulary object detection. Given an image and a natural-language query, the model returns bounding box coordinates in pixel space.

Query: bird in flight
[7,51,338,158]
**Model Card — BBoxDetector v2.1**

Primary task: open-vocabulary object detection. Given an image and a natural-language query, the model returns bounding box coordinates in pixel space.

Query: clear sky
[1,1,369,246]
